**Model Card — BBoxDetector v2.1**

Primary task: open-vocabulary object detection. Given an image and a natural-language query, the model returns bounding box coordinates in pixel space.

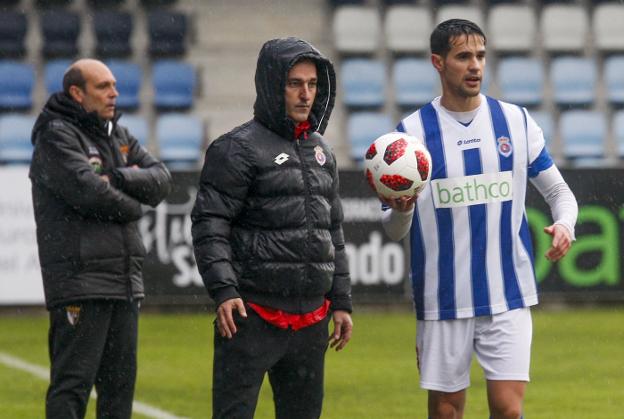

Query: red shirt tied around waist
[247,299,331,331]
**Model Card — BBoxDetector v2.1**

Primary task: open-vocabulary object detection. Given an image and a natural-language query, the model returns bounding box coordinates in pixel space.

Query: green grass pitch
[0,306,622,418]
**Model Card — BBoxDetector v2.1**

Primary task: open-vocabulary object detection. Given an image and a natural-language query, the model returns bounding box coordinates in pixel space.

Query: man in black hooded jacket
[191,38,353,419]
[29,59,172,419]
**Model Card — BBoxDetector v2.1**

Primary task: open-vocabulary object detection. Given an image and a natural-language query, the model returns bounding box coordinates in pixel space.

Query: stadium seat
[0,11,27,58]
[347,112,394,163]
[152,60,196,110]
[40,10,80,58]
[605,56,624,108]
[487,4,535,54]
[541,4,588,54]
[120,114,149,146]
[35,0,73,7]
[393,58,438,109]
[44,59,72,96]
[156,113,204,168]
[497,57,543,107]
[333,6,381,55]
[530,110,555,148]
[550,57,596,108]
[341,59,385,109]
[94,11,133,58]
[593,3,624,53]
[0,60,34,111]
[87,0,125,8]
[106,60,141,111]
[560,110,606,161]
[0,114,36,164]
[436,5,484,29]
[140,0,178,7]
[614,110,624,158]
[385,6,432,55]
[148,10,188,57]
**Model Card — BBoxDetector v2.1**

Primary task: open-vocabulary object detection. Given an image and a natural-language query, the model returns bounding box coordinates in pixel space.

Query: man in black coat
[29,59,172,419]
[191,37,353,419]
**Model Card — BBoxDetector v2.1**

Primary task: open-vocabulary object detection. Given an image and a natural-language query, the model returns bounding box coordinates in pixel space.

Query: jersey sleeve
[525,109,554,178]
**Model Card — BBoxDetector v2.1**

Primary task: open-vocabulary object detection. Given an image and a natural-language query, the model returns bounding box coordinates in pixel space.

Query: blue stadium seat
[120,114,149,146]
[94,11,133,58]
[341,59,385,109]
[0,11,27,58]
[0,60,34,111]
[614,110,624,158]
[0,114,36,164]
[44,59,72,96]
[148,10,188,57]
[604,56,624,108]
[40,10,81,58]
[106,60,141,111]
[152,60,196,110]
[529,111,555,148]
[560,110,606,162]
[333,6,381,55]
[347,112,394,163]
[551,57,596,108]
[156,113,204,168]
[497,57,543,108]
[393,58,438,109]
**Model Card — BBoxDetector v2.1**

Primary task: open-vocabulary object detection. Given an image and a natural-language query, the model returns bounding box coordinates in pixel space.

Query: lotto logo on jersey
[431,171,513,208]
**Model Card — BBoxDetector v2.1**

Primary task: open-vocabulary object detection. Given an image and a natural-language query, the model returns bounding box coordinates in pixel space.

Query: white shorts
[415,307,532,392]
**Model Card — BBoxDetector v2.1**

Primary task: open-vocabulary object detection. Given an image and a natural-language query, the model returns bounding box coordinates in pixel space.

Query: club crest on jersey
[66,305,81,326]
[497,136,512,158]
[314,145,326,166]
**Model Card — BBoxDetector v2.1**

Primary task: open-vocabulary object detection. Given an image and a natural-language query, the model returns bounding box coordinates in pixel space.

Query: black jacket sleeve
[326,152,353,313]
[111,132,173,207]
[191,135,256,306]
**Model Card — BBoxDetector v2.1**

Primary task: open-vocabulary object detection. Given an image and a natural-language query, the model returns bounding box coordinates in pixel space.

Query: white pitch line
[0,351,188,419]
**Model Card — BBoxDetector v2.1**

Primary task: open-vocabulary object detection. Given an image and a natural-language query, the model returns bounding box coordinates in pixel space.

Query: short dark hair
[430,19,486,57]
[62,66,86,95]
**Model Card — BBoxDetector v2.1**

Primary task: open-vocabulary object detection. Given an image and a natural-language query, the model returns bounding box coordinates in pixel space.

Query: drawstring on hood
[253,37,336,140]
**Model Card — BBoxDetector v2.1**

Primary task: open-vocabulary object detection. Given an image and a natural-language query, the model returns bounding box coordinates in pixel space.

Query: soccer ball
[364,132,432,199]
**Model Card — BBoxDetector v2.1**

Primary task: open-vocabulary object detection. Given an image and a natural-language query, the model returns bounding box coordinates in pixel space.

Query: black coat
[191,37,352,313]
[30,93,172,309]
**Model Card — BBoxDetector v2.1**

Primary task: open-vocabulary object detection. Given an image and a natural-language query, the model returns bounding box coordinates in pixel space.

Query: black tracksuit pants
[46,299,139,419]
[212,307,330,419]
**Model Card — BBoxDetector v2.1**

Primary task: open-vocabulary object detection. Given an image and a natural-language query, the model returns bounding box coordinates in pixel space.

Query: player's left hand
[380,194,417,212]
[543,223,572,261]
[329,310,353,351]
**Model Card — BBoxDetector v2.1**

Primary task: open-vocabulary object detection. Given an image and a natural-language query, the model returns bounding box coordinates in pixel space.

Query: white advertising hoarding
[0,166,44,305]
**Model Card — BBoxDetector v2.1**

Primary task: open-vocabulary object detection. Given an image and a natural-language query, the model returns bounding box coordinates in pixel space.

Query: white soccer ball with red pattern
[364,132,432,199]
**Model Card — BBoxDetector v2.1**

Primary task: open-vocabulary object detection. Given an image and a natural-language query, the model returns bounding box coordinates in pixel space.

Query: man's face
[74,63,119,120]
[432,34,486,100]
[284,60,317,123]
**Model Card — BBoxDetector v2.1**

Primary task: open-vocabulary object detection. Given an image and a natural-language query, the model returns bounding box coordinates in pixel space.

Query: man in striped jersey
[382,19,578,419]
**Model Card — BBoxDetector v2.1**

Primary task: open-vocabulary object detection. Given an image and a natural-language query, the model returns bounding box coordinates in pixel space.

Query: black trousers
[46,299,139,419]
[212,308,330,419]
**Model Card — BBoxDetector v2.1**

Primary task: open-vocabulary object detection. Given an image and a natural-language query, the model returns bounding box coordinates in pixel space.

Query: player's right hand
[216,298,247,339]
[380,194,417,212]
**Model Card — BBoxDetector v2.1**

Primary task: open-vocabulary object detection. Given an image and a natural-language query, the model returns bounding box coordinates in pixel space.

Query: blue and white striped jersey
[396,95,554,320]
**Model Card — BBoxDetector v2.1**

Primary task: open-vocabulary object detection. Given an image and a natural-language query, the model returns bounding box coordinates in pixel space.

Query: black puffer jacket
[191,37,352,313]
[30,93,172,309]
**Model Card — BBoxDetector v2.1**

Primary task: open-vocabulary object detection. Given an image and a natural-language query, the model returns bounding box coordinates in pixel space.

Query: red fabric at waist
[247,299,330,331]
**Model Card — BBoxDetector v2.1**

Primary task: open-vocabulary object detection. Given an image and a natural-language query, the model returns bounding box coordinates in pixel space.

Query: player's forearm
[381,207,413,241]
[531,166,578,239]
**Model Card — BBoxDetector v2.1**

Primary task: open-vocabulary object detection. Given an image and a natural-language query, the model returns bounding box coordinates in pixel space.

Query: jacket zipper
[295,137,312,313]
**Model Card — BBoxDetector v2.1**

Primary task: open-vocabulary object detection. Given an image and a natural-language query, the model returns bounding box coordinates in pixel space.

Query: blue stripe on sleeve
[420,103,456,320]
[463,148,491,317]
[487,97,524,310]
[528,146,554,178]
